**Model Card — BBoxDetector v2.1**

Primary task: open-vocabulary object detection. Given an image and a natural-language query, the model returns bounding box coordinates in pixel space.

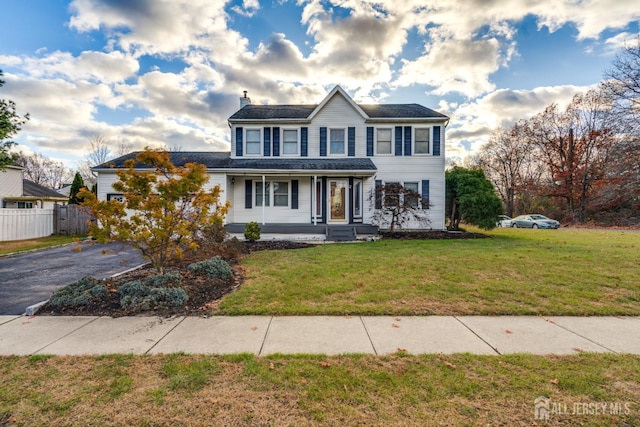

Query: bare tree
[371,183,430,231]
[15,151,73,189]
[477,122,539,217]
[603,36,640,130]
[78,135,129,185]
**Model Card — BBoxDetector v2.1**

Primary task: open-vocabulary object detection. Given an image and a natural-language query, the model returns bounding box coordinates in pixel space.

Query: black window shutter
[291,180,299,209]
[375,179,383,209]
[272,127,280,157]
[301,127,308,157]
[263,127,271,156]
[348,127,356,156]
[236,127,243,157]
[433,126,441,156]
[366,127,374,156]
[404,126,412,156]
[320,127,327,156]
[245,179,252,209]
[421,180,430,209]
[394,126,402,156]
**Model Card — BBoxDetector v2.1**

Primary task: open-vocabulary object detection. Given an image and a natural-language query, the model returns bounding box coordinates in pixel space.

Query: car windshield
[530,215,547,220]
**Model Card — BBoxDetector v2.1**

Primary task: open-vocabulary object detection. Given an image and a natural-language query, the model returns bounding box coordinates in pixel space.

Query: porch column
[313,175,318,225]
[261,175,266,225]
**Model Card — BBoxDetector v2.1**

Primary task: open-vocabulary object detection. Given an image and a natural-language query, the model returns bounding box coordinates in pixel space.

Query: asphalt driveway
[0,240,146,315]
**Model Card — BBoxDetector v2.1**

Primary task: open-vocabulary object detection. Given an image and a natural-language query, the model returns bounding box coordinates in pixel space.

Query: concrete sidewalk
[1,315,639,356]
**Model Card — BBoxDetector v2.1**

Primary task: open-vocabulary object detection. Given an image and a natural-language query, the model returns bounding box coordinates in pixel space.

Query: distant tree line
[474,38,640,225]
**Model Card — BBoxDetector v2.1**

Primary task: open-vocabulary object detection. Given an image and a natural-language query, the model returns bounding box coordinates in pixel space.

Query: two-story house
[95,86,448,239]
[1,165,69,209]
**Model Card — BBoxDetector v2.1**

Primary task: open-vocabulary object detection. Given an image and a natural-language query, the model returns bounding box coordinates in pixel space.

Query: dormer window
[246,129,261,155]
[282,129,298,155]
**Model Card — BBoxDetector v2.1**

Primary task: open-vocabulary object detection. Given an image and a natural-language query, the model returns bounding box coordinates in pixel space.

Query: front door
[329,180,348,223]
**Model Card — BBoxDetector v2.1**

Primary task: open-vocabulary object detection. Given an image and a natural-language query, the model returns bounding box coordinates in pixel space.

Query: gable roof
[23,180,67,198]
[228,85,448,122]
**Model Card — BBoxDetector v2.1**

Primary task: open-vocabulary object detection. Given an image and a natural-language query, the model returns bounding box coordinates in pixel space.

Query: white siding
[307,94,367,158]
[0,168,23,206]
[232,176,311,224]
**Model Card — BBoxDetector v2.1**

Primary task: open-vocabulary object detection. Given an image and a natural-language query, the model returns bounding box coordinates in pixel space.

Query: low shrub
[244,221,261,242]
[187,256,233,279]
[120,288,188,311]
[118,273,187,311]
[48,276,107,307]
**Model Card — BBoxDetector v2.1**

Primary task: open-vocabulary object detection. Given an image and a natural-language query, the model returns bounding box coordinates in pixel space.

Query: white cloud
[5,0,640,167]
[445,84,590,160]
[231,0,260,17]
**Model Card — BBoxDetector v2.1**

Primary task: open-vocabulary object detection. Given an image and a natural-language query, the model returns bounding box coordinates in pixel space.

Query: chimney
[240,90,251,108]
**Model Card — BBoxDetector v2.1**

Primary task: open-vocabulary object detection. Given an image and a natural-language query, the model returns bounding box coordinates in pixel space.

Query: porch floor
[225,223,379,241]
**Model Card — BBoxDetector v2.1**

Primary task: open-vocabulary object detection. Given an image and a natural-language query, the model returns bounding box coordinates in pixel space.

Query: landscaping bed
[36,231,486,317]
[37,240,313,317]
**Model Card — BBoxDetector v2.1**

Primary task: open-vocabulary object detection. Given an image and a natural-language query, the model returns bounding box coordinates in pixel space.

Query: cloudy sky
[1,0,639,169]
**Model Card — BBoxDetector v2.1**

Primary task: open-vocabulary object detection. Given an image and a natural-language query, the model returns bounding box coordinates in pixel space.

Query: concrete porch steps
[326,226,357,242]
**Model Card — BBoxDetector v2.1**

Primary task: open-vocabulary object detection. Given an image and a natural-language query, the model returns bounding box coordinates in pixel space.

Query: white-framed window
[282,129,299,155]
[330,128,345,155]
[255,180,289,207]
[273,182,289,206]
[376,128,392,155]
[404,182,419,208]
[255,182,270,206]
[107,193,125,202]
[378,181,422,209]
[245,129,262,155]
[353,178,363,219]
[17,202,34,209]
[414,128,430,154]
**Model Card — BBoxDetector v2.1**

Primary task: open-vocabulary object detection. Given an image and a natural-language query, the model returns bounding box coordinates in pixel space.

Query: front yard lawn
[216,229,640,316]
[1,353,638,426]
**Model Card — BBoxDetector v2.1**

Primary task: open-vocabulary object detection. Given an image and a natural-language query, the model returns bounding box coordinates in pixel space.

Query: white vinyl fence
[0,209,55,242]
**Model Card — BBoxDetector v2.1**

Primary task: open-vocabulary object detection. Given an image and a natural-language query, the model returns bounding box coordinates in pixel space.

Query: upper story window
[246,129,261,155]
[376,128,392,155]
[414,128,430,154]
[282,129,298,155]
[330,128,345,155]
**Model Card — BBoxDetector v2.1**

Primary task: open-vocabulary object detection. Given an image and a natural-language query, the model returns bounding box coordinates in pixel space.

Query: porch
[224,223,379,242]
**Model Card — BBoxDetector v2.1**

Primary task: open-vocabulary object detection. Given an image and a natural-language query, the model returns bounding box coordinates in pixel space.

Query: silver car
[511,214,560,229]
[496,215,512,227]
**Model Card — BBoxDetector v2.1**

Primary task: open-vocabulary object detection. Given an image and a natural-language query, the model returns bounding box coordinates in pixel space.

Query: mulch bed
[37,231,486,317]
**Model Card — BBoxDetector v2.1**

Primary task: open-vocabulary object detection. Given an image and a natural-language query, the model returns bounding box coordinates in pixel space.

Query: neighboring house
[1,164,69,208]
[94,86,448,237]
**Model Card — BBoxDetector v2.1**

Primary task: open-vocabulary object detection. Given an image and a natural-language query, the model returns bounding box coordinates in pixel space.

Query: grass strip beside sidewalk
[1,353,638,426]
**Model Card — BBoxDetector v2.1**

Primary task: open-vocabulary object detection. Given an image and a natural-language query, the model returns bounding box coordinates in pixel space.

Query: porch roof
[226,158,376,174]
[94,152,377,175]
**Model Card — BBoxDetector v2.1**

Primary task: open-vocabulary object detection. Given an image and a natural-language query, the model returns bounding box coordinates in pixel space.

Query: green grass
[0,235,86,255]
[0,354,638,426]
[217,228,640,316]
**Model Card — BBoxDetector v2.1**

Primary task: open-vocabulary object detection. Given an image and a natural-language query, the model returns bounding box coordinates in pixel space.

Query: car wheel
[512,223,518,228]
[532,224,538,229]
